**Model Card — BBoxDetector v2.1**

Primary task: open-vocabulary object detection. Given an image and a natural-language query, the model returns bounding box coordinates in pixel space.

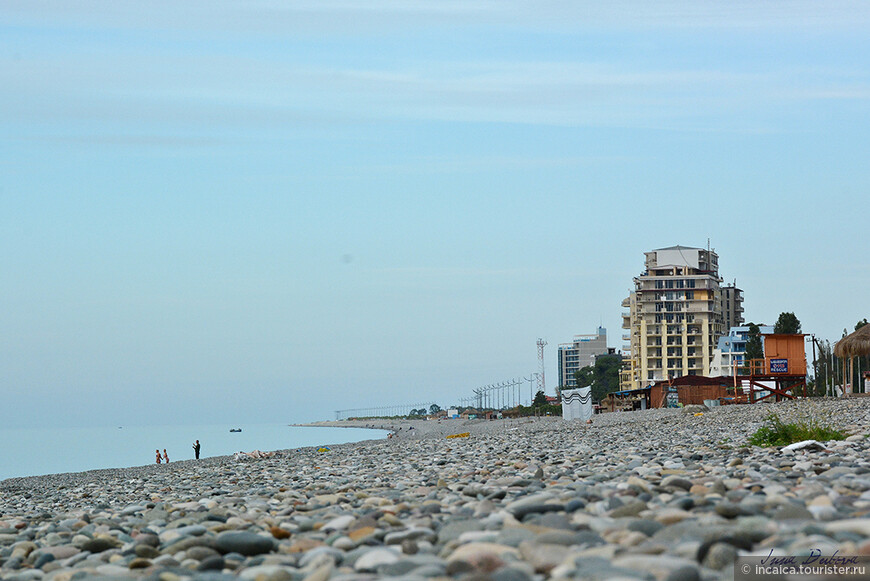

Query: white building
[557,328,608,388]
[710,325,773,376]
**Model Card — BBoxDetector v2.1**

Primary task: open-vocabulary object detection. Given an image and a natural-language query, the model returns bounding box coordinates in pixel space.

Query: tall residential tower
[620,246,743,391]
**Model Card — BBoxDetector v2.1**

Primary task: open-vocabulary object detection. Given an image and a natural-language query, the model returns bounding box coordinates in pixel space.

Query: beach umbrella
[834,324,870,394]
[834,324,870,358]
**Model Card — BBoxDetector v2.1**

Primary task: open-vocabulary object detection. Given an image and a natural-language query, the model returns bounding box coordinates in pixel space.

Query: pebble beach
[2,397,869,581]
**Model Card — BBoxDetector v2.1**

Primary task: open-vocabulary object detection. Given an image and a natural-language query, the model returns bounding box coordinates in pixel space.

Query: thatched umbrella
[834,324,870,358]
[834,324,870,394]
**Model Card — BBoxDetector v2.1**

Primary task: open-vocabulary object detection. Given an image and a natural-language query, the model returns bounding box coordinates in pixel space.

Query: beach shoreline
[2,397,869,580]
[291,417,555,440]
[0,423,385,484]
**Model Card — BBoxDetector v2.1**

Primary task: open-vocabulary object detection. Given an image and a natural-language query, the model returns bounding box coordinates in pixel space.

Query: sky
[2,1,869,428]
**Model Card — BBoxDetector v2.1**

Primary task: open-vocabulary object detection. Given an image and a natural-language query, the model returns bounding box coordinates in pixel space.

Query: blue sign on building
[770,358,789,373]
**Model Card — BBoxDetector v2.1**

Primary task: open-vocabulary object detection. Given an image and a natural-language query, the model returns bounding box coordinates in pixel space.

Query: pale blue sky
[2,1,868,427]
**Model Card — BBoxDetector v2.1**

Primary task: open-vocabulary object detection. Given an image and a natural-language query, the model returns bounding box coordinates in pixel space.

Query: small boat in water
[229,428,242,433]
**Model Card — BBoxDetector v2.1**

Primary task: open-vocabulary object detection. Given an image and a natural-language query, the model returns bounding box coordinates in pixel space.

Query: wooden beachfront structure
[834,325,870,395]
[600,333,808,411]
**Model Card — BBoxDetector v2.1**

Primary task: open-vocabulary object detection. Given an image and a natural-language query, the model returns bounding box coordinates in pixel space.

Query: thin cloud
[25,134,223,148]
[4,2,868,138]
[373,266,530,278]
[361,154,641,175]
[5,1,869,34]
[5,49,860,136]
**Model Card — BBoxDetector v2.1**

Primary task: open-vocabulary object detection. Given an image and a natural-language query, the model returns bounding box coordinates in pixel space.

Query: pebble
[1,397,868,580]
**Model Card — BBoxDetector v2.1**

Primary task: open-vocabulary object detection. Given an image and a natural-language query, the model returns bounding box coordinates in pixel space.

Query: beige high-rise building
[620,246,743,391]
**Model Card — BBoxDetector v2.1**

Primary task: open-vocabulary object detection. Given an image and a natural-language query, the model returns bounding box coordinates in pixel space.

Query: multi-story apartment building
[721,284,745,333]
[557,328,608,389]
[620,245,744,391]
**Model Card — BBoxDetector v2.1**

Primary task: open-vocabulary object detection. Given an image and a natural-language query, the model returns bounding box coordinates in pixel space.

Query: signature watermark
[735,550,868,580]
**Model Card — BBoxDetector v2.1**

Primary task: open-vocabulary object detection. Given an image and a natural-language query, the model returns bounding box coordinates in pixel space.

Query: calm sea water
[0,423,387,481]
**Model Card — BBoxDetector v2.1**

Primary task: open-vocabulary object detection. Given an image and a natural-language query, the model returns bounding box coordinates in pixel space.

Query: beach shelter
[561,387,593,421]
[834,324,870,358]
[834,324,870,394]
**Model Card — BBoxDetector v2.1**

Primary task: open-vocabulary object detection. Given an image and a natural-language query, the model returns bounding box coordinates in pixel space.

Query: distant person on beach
[193,440,201,459]
[163,449,169,463]
[233,450,275,460]
[156,449,162,464]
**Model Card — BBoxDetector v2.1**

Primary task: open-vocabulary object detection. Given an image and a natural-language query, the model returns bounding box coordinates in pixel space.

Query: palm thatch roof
[834,324,870,358]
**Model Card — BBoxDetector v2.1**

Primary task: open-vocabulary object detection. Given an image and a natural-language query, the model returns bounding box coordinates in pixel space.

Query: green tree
[744,322,764,372]
[573,366,594,388]
[428,403,442,415]
[774,312,802,334]
[591,354,622,401]
[575,354,622,401]
[532,390,548,407]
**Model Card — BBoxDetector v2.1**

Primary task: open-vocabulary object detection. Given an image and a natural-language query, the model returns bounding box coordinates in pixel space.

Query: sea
[0,423,387,481]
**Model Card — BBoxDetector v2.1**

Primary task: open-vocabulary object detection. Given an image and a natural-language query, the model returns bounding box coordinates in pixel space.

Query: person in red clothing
[156,449,162,464]
[163,449,169,463]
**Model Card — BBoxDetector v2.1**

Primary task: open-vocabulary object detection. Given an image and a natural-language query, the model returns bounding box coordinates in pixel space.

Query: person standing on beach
[163,449,169,463]
[156,449,162,464]
[193,440,200,459]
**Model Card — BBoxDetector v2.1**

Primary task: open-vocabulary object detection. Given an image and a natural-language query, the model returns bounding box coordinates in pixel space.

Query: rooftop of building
[654,245,704,251]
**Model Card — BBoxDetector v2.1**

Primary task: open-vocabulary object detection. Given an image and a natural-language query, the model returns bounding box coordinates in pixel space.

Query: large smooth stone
[214,531,276,556]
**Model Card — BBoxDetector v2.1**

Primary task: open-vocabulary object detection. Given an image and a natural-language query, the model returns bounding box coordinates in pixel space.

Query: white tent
[561,387,593,421]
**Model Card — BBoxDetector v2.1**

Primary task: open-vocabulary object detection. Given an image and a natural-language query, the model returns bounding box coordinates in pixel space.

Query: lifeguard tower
[740,334,807,402]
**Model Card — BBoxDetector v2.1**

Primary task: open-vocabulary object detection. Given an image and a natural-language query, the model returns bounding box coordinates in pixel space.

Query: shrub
[747,412,845,447]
